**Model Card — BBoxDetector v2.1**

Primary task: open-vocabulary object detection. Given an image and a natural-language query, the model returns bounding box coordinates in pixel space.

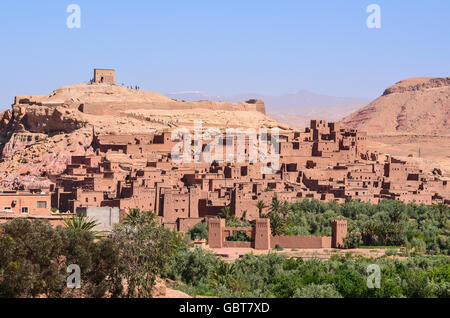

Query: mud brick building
[22,119,447,231]
[93,69,115,84]
[0,191,67,226]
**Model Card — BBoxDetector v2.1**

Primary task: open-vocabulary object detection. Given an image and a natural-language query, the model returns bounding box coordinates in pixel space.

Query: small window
[36,201,47,209]
[21,207,29,214]
[4,207,12,212]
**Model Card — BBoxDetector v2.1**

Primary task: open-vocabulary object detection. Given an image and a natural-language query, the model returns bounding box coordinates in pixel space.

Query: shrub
[293,284,343,298]
[162,247,219,286]
[187,222,208,241]
[225,218,253,228]
[226,231,254,242]
[409,237,427,254]
[274,244,284,251]
[385,249,398,256]
[343,232,362,249]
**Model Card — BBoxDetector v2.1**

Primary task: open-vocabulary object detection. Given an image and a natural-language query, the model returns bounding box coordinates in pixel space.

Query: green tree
[104,217,176,298]
[219,206,232,220]
[187,222,209,241]
[343,232,362,249]
[0,219,66,297]
[0,219,109,298]
[123,209,157,226]
[265,198,289,236]
[162,247,219,286]
[256,201,268,218]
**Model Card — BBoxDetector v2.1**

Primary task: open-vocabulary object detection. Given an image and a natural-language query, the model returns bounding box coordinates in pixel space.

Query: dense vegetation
[0,198,448,298]
[162,247,450,298]
[282,199,449,254]
[169,199,450,298]
[225,231,254,242]
[189,200,450,255]
[0,213,182,298]
[218,198,450,254]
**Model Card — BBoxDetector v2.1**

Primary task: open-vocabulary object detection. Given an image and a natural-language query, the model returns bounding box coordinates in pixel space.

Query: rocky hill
[0,82,287,189]
[341,77,450,177]
[342,77,450,135]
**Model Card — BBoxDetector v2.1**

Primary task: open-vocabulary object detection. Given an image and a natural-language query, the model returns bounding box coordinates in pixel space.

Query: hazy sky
[0,0,449,110]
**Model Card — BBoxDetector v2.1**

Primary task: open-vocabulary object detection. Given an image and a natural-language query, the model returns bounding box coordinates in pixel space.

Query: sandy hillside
[342,77,450,135]
[0,82,288,189]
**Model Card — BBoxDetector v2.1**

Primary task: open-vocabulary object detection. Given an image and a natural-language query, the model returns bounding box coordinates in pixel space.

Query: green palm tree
[270,199,282,215]
[123,208,141,226]
[280,201,291,218]
[64,214,104,238]
[213,261,236,282]
[256,201,268,218]
[219,206,232,220]
[266,198,291,236]
[123,209,157,226]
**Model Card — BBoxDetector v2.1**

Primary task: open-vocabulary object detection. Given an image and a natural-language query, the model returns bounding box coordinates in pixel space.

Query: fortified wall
[208,218,347,250]
[78,99,266,116]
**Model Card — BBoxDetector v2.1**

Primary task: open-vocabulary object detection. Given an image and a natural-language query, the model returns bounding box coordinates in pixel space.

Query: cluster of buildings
[1,120,449,232]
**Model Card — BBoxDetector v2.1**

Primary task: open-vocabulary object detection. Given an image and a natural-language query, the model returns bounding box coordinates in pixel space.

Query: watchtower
[208,218,225,248]
[332,220,348,248]
[255,218,271,250]
[94,69,115,84]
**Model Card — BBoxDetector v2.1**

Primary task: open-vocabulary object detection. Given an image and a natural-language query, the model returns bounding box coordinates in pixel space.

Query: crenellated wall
[208,218,347,250]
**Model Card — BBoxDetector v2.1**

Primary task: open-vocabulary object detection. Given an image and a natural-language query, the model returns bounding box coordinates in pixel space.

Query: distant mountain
[166,90,370,112]
[342,77,450,135]
[269,103,366,130]
[165,90,370,129]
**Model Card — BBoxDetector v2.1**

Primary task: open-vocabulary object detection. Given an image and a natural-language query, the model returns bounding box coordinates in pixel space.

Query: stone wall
[208,218,346,250]
[78,99,267,115]
[223,241,253,248]
[271,235,332,249]
[76,206,120,232]
[178,217,204,232]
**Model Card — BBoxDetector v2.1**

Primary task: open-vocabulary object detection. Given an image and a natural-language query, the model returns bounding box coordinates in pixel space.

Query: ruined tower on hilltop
[93,68,115,84]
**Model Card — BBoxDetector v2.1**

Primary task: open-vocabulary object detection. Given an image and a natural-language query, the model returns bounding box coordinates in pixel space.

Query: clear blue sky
[0,0,449,109]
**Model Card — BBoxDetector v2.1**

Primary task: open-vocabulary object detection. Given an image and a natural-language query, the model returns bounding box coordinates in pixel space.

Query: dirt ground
[367,134,450,177]
[156,287,192,298]
[203,245,397,262]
